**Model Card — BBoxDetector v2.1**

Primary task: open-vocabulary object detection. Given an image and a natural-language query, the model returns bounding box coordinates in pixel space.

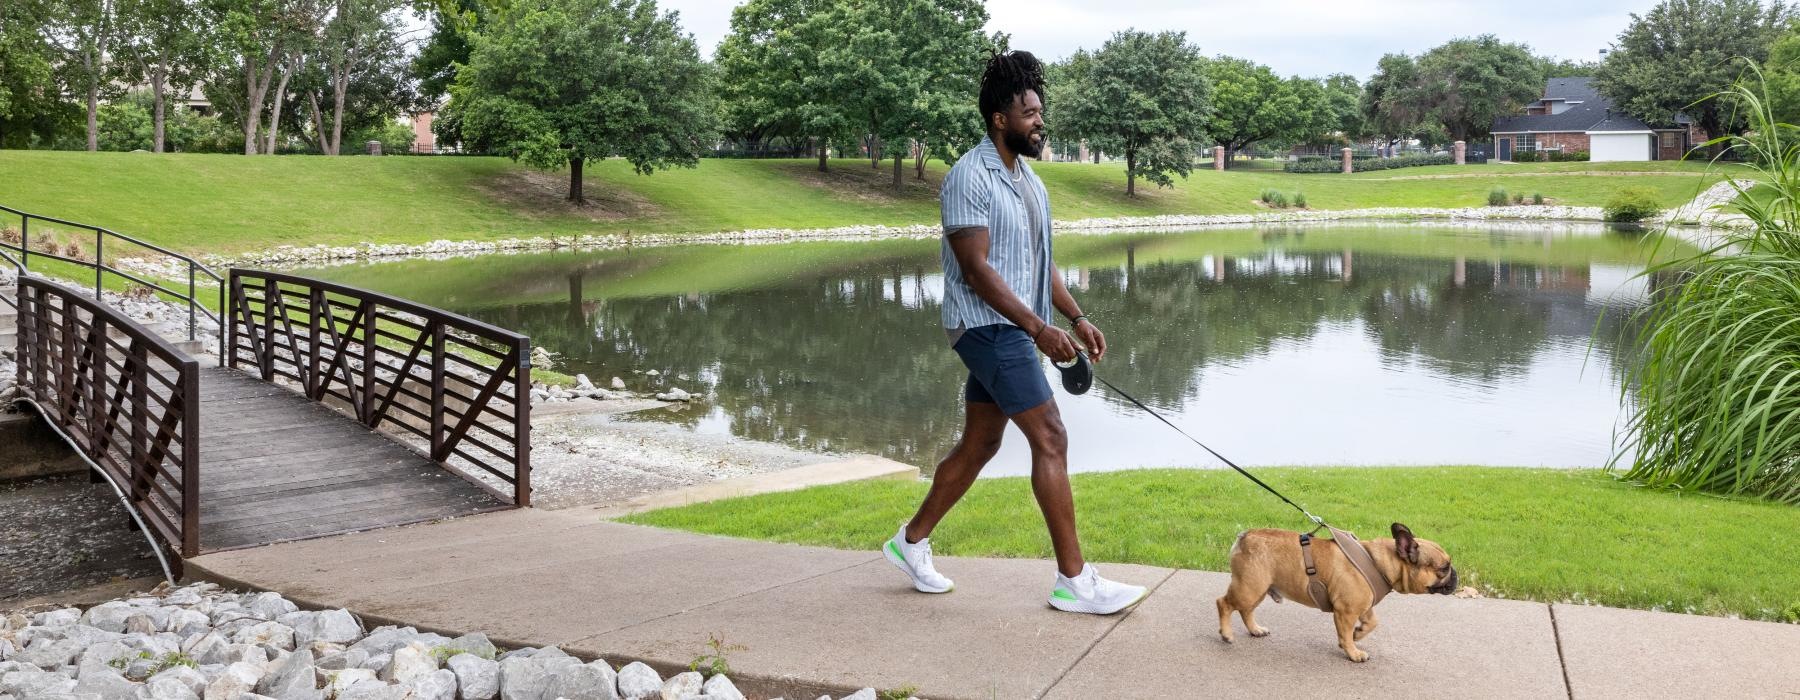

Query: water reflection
[305,224,1676,474]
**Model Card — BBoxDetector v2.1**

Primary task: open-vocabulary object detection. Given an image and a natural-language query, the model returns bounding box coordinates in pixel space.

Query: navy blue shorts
[954,324,1053,416]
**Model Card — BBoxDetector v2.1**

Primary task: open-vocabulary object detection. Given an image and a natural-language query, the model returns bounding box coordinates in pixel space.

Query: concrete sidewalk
[187,508,1800,699]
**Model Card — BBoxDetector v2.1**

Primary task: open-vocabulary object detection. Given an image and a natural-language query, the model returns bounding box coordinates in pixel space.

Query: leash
[1090,374,1326,531]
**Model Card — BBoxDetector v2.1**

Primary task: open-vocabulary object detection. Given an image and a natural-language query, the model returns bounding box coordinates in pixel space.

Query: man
[881,50,1148,615]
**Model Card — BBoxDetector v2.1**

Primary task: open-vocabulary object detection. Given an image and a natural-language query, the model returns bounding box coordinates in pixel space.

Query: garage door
[1590,133,1652,162]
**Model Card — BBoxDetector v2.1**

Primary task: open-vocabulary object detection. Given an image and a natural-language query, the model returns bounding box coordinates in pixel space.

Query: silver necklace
[1009,163,1024,183]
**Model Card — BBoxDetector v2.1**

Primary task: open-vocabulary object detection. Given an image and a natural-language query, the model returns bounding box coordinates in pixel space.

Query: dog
[1216,522,1458,662]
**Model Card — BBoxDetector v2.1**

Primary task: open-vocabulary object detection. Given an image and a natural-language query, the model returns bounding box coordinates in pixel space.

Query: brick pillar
[1341,148,1353,174]
[1454,140,1466,165]
[1213,146,1225,171]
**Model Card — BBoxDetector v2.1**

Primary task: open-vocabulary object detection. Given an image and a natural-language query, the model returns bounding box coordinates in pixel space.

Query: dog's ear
[1391,522,1419,564]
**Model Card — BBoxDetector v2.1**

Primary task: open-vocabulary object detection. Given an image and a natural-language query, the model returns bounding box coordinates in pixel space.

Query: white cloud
[658,0,1670,78]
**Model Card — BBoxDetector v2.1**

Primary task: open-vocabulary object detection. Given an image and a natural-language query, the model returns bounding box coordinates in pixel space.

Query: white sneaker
[1048,564,1147,615]
[883,525,954,593]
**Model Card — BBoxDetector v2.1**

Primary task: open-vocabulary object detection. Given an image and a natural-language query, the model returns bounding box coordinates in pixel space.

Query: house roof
[1491,76,1663,134]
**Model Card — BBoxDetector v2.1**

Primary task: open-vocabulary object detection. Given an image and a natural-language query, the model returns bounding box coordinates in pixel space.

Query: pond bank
[123,181,1744,273]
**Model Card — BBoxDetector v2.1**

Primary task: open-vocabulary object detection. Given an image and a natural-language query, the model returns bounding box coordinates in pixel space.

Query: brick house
[1490,77,1700,162]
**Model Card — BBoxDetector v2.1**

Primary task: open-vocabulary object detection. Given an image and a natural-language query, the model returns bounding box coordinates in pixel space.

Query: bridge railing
[14,276,202,557]
[0,204,225,360]
[227,269,532,506]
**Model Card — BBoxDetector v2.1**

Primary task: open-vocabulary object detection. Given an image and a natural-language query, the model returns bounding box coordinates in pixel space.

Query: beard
[1004,129,1044,158]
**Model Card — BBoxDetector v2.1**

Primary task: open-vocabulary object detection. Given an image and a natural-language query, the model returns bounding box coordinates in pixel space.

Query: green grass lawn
[624,467,1800,623]
[0,150,1735,255]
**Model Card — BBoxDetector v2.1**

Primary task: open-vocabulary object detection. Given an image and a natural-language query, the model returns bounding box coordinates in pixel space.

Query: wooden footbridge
[1,205,530,571]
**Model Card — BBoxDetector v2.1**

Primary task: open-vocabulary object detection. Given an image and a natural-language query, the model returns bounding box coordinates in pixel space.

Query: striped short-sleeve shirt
[940,136,1054,342]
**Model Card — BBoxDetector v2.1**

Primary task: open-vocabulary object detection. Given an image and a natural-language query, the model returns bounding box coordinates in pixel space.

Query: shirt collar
[978,135,1031,177]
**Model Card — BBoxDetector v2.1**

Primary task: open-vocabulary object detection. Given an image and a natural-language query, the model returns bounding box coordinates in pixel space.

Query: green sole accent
[1051,588,1076,601]
[886,540,906,564]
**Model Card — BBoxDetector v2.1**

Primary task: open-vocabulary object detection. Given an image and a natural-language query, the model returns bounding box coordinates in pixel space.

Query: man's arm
[948,227,1077,362]
[1050,264,1106,362]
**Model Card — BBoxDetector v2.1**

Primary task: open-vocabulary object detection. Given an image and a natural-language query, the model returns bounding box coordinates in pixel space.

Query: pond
[301,223,1682,477]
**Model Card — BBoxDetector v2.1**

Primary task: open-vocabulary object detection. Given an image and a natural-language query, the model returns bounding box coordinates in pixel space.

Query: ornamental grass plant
[1614,71,1800,504]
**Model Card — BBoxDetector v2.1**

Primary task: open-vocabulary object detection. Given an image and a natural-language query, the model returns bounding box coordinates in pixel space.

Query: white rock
[138,675,201,700]
[231,623,294,651]
[145,666,206,697]
[84,603,139,633]
[33,610,82,628]
[403,669,457,700]
[202,662,262,700]
[253,649,314,699]
[70,668,137,700]
[324,668,376,696]
[16,638,84,668]
[611,377,625,390]
[314,648,367,672]
[840,690,877,700]
[0,669,78,696]
[699,674,743,700]
[291,611,359,647]
[613,662,661,700]
[444,654,498,700]
[337,678,408,700]
[444,633,496,660]
[546,662,617,700]
[645,370,660,376]
[378,643,435,685]
[77,641,134,679]
[575,374,594,390]
[165,611,210,636]
[160,589,202,607]
[243,595,296,622]
[657,671,700,700]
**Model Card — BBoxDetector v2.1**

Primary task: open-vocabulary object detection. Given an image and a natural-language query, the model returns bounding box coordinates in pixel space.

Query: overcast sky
[653,0,1670,79]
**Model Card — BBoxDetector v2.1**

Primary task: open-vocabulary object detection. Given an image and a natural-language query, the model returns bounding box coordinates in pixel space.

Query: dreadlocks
[979,50,1045,133]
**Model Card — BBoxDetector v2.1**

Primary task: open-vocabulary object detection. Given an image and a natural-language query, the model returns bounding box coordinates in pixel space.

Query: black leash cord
[1093,375,1325,528]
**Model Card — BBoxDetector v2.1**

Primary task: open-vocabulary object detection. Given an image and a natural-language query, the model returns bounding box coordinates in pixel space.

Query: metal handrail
[228,269,533,507]
[0,204,226,362]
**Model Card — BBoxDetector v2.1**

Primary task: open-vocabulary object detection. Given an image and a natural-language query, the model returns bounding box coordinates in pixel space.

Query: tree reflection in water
[308,225,1667,472]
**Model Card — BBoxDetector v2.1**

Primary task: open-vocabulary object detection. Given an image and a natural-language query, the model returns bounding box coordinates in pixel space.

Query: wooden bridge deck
[196,367,502,552]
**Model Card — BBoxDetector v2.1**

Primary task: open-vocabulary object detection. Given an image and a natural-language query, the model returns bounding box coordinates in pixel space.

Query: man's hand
[1073,319,1106,363]
[1034,323,1079,363]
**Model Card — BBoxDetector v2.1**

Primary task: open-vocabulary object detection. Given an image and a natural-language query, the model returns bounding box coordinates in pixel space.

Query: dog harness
[1298,527,1392,613]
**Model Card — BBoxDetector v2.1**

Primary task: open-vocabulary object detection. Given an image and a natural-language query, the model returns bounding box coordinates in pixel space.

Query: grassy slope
[0,151,1731,255]
[625,467,1800,622]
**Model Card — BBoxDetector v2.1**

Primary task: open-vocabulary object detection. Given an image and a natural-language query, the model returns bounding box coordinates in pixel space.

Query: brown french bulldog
[1216,522,1458,662]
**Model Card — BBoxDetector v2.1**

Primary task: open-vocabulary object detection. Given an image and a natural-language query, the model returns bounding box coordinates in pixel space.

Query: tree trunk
[914,139,926,180]
[328,74,349,156]
[869,135,879,168]
[242,58,274,155]
[567,157,585,203]
[150,68,166,153]
[816,137,828,172]
[1126,149,1136,197]
[86,84,99,151]
[266,59,293,155]
[892,151,903,191]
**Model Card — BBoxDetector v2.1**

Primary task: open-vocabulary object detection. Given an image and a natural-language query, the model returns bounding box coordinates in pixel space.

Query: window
[1661,132,1678,147]
[1516,134,1538,151]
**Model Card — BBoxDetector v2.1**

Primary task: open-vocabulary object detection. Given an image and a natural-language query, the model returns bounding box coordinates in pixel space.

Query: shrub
[1603,187,1662,222]
[1283,152,1453,173]
[1487,187,1508,206]
[1512,192,1526,204]
[1259,188,1279,204]
[1293,191,1307,208]
[1531,192,1545,205]
[1268,190,1289,208]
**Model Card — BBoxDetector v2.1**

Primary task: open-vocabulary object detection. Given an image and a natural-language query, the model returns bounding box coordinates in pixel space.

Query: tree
[1206,57,1315,163]
[1765,24,1800,123]
[1361,52,1424,150]
[448,0,717,203]
[0,0,77,147]
[1312,73,1368,144]
[1537,56,1599,77]
[1597,0,1792,139]
[209,0,327,154]
[305,0,411,155]
[47,0,125,151]
[1053,30,1210,196]
[1414,35,1541,141]
[714,0,847,171]
[812,0,992,191]
[116,0,217,152]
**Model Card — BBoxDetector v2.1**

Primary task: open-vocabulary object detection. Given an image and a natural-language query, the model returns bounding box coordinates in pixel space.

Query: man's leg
[905,398,1007,542]
[1008,398,1084,577]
